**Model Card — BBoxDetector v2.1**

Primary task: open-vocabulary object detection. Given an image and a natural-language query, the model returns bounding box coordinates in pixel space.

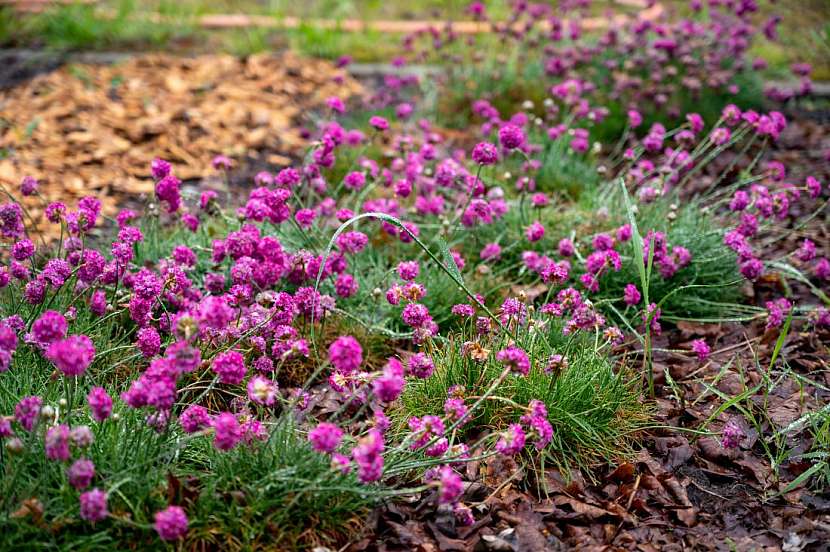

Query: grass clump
[400,316,646,475]
[180,417,377,551]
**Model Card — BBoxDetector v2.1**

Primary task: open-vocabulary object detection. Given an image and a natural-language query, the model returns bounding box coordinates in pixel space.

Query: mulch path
[0,52,361,239]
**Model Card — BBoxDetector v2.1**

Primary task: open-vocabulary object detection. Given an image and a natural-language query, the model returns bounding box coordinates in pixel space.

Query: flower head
[496,346,530,376]
[690,339,710,362]
[79,489,108,522]
[154,506,188,541]
[471,142,498,165]
[87,387,112,422]
[309,422,344,454]
[212,412,242,451]
[328,336,363,374]
[721,420,744,449]
[495,423,526,455]
[498,124,525,150]
[46,335,95,376]
[212,350,247,385]
[68,458,95,489]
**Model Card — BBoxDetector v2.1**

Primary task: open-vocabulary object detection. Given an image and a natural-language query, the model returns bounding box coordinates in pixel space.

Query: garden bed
[0,1,828,550]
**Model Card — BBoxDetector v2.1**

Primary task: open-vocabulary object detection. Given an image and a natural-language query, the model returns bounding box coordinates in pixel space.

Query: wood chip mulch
[0,52,361,237]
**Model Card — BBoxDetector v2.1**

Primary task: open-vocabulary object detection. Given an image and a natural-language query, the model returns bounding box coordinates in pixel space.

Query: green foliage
[595,188,745,322]
[400,319,646,474]
[181,417,376,550]
[288,25,399,62]
[433,55,550,129]
[0,412,376,550]
[450,178,745,325]
[9,1,196,51]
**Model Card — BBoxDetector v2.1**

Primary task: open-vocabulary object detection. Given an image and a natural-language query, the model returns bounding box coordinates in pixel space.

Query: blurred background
[0,0,827,77]
[1,0,827,218]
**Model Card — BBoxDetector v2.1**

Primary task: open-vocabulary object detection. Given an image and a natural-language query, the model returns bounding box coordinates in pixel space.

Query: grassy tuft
[399,318,647,475]
[180,417,377,551]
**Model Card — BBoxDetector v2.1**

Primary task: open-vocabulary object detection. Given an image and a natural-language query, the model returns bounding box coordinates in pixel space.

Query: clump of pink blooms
[0,3,827,540]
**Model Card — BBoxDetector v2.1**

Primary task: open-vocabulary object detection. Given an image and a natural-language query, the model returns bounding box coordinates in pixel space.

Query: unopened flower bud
[5,437,24,454]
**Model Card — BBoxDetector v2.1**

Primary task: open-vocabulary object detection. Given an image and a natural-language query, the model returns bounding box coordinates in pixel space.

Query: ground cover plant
[0,0,828,550]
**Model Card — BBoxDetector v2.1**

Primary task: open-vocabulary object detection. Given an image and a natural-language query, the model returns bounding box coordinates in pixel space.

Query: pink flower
[79,489,108,522]
[796,239,816,262]
[545,354,568,374]
[690,339,710,362]
[402,303,431,328]
[15,395,41,431]
[68,458,95,489]
[45,424,71,461]
[179,404,211,433]
[496,346,530,376]
[212,412,243,451]
[436,466,464,504]
[397,261,420,281]
[343,171,367,191]
[525,414,553,450]
[765,298,791,329]
[471,142,498,165]
[212,350,246,385]
[154,505,189,541]
[136,327,161,358]
[12,239,35,260]
[326,96,345,113]
[558,238,575,257]
[498,124,525,150]
[396,102,413,119]
[328,336,363,373]
[815,258,830,280]
[454,504,474,526]
[352,429,384,483]
[721,420,744,449]
[151,158,171,179]
[20,175,38,196]
[623,284,641,306]
[31,310,68,345]
[525,221,545,242]
[373,360,405,402]
[495,423,526,455]
[212,155,233,170]
[711,127,731,146]
[409,415,444,450]
[155,174,181,213]
[369,116,389,131]
[309,422,344,454]
[46,335,95,376]
[407,352,434,379]
[87,387,112,422]
[480,242,501,261]
[247,375,277,406]
[444,398,468,424]
[740,258,764,280]
[806,176,821,198]
[643,303,662,335]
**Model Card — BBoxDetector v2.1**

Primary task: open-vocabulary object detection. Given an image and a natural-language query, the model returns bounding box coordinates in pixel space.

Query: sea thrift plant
[154,506,189,541]
[0,6,826,546]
